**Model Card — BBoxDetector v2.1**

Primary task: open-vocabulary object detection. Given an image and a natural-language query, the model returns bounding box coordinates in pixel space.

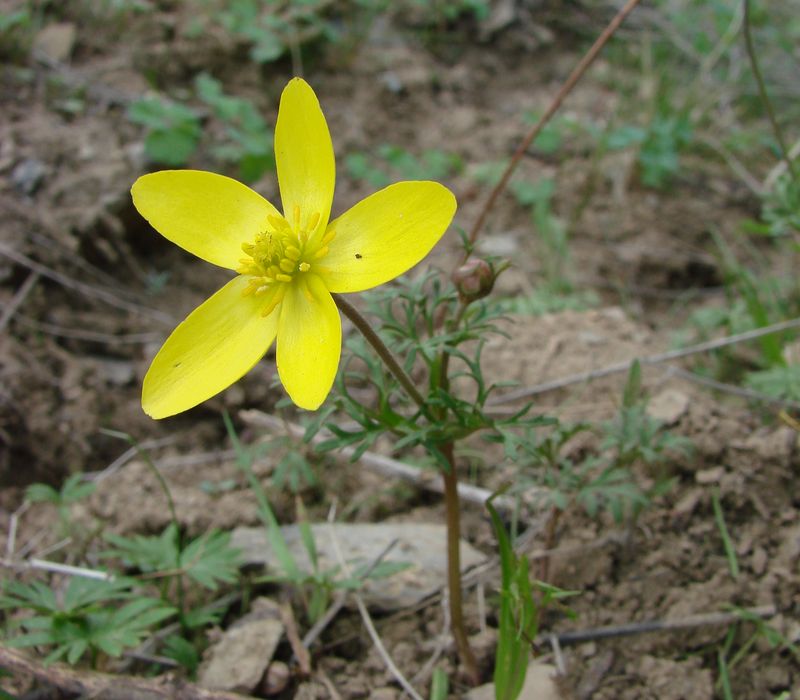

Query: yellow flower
[131,78,456,416]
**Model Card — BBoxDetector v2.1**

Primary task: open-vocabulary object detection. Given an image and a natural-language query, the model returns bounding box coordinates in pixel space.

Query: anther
[279,259,295,273]
[322,228,337,245]
[293,205,301,230]
[307,211,320,232]
[276,273,293,283]
[313,246,329,260]
[285,245,301,260]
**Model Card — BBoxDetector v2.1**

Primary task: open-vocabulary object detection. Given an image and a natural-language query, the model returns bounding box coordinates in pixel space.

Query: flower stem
[442,442,480,685]
[332,293,426,410]
[334,293,480,682]
[742,0,798,184]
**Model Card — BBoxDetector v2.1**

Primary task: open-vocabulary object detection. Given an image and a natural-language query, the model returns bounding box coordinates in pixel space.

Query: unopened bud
[452,258,495,303]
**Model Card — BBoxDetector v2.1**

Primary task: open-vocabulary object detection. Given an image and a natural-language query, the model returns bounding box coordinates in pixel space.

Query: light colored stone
[198,597,283,693]
[33,22,76,62]
[647,389,689,425]
[465,661,565,700]
[231,523,485,611]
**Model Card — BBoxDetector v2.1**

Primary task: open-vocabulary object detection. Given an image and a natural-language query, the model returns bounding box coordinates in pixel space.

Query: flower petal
[317,181,456,293]
[276,274,341,410]
[132,170,280,270]
[143,276,280,418]
[275,78,335,237]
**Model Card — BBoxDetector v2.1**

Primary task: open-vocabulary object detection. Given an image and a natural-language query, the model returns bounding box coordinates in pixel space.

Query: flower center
[237,206,335,316]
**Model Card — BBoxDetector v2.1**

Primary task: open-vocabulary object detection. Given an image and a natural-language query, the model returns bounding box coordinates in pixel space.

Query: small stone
[647,389,689,425]
[751,546,768,575]
[695,466,725,484]
[262,660,290,696]
[198,597,284,694]
[33,22,77,62]
[11,158,47,195]
[369,688,399,700]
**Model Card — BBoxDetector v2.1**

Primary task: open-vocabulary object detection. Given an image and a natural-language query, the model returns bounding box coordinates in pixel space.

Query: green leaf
[180,530,242,590]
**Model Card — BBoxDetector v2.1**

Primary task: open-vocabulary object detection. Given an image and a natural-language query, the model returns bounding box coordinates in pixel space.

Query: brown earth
[1,2,798,699]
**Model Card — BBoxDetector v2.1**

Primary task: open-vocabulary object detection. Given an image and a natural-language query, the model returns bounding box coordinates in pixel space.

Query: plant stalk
[465,0,643,256]
[742,0,797,184]
[333,293,427,410]
[334,293,479,682]
[442,442,480,685]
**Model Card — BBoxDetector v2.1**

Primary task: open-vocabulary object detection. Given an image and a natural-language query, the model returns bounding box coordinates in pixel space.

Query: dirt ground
[1,1,799,699]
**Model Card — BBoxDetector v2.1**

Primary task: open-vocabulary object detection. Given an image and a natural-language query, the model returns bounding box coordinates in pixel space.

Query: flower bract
[131,78,456,416]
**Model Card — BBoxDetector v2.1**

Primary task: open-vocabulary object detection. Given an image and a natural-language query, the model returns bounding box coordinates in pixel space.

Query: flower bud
[452,257,496,303]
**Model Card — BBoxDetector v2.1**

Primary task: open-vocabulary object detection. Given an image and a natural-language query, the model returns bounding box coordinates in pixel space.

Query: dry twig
[0,646,259,700]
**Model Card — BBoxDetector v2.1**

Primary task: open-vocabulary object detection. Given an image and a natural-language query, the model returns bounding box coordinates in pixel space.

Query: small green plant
[26,474,96,538]
[345,144,462,189]
[127,97,202,166]
[750,171,800,238]
[0,576,174,666]
[604,112,694,189]
[197,0,338,64]
[509,362,689,525]
[195,73,275,182]
[487,494,575,700]
[717,606,800,698]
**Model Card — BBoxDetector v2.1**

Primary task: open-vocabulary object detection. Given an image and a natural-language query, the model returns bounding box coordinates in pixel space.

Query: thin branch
[742,0,797,183]
[0,557,113,580]
[666,365,800,410]
[0,243,173,325]
[326,505,424,700]
[0,646,259,700]
[490,317,800,405]
[238,409,538,515]
[547,604,776,646]
[466,0,643,251]
[0,271,39,332]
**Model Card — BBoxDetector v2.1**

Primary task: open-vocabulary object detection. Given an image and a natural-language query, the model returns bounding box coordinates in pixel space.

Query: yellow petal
[275,78,335,239]
[317,181,456,293]
[131,170,281,270]
[143,276,280,418]
[276,274,341,410]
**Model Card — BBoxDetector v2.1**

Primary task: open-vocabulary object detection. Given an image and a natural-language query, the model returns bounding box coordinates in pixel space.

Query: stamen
[261,286,286,317]
[268,214,288,231]
[307,211,320,232]
[285,246,301,260]
[276,273,293,283]
[322,228,337,245]
[279,259,295,273]
[299,262,311,272]
[313,246,329,260]
[293,204,301,230]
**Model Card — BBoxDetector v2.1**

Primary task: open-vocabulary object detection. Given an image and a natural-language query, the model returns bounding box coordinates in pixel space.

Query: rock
[198,597,284,694]
[231,523,485,611]
[465,661,565,700]
[11,158,47,195]
[33,22,77,62]
[647,389,689,425]
[695,466,725,484]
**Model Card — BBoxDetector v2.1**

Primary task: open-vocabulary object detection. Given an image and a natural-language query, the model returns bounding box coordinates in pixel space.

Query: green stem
[333,293,427,410]
[127,438,186,631]
[334,293,480,682]
[743,0,798,183]
[442,443,480,685]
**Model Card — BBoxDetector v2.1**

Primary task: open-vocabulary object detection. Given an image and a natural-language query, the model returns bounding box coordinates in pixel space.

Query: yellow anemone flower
[131,78,456,416]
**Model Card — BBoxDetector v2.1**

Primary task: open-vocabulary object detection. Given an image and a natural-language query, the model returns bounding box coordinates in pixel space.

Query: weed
[0,576,175,666]
[345,144,462,189]
[127,97,202,166]
[195,73,275,182]
[26,474,96,539]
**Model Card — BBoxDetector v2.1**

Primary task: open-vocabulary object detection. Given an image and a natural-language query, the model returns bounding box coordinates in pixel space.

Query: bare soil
[1,2,798,699]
